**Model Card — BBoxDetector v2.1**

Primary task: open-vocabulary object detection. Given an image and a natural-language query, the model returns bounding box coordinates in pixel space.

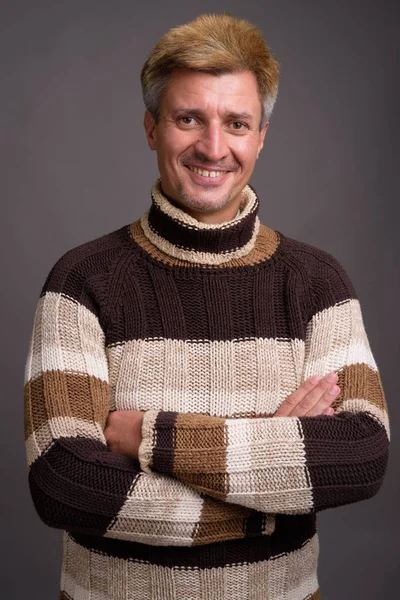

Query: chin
[178,183,235,212]
[180,191,232,213]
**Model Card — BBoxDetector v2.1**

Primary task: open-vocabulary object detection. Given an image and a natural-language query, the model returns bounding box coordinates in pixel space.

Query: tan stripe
[173,413,228,483]
[193,498,276,545]
[61,531,319,600]
[24,371,110,440]
[193,497,248,544]
[179,472,229,500]
[130,219,280,268]
[335,362,387,412]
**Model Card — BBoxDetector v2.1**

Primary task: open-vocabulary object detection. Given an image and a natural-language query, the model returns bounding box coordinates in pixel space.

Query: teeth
[187,165,227,178]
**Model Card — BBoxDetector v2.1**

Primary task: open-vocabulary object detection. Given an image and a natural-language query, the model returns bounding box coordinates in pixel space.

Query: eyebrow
[171,107,255,122]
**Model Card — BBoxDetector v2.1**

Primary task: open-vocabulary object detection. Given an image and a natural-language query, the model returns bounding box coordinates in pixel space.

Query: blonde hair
[141,14,280,128]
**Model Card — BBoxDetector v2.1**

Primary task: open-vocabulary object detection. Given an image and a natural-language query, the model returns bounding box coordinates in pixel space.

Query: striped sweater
[24,180,389,600]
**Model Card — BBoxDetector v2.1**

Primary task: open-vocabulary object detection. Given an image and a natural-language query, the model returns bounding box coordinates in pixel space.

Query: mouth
[185,165,229,179]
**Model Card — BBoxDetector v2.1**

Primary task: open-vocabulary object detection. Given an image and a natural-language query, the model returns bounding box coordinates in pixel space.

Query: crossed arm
[104,371,340,459]
[24,260,389,546]
[107,299,389,515]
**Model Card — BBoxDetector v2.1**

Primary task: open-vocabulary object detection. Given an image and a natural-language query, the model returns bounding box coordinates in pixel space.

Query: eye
[178,116,197,126]
[230,121,248,131]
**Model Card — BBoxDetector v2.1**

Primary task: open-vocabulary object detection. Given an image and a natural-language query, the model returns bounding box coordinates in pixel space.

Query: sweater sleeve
[24,255,274,547]
[138,255,390,515]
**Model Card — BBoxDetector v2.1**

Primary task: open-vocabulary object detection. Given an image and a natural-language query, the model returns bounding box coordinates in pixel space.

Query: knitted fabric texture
[24,180,389,600]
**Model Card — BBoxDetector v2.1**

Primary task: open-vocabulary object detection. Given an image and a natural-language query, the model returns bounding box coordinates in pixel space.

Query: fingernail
[329,385,339,395]
[326,372,337,383]
[309,375,322,384]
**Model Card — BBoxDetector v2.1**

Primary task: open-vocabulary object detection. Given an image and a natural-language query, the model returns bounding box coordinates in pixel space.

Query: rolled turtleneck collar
[140,180,261,265]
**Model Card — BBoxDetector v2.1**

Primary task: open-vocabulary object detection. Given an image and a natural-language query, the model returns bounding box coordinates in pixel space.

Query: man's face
[144,68,268,219]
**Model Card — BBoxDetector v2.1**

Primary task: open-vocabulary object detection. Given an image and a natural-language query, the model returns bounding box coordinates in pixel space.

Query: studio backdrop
[1,1,398,598]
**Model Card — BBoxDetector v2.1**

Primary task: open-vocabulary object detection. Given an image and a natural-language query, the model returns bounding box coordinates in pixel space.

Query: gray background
[1,0,399,598]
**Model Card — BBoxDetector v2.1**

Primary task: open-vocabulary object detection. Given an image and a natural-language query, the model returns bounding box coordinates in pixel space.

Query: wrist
[138,409,160,473]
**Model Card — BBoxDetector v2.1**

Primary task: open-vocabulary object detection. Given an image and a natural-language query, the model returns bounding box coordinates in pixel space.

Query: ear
[256,121,269,159]
[144,110,157,150]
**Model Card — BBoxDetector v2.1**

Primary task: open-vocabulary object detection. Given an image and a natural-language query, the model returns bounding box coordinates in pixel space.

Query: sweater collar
[140,180,260,265]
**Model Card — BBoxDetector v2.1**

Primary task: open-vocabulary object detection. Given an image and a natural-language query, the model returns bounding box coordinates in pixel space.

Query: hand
[274,373,340,417]
[104,410,144,460]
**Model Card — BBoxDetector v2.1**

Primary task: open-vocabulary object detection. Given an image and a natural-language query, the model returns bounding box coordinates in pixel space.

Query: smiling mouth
[186,165,229,178]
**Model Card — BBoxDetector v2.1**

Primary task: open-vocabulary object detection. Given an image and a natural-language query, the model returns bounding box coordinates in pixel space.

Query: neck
[139,179,260,265]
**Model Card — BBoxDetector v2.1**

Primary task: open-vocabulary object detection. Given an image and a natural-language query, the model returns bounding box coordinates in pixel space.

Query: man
[24,14,389,600]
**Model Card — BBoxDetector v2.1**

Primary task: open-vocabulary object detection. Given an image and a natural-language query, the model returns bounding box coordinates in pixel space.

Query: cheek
[234,140,259,170]
[160,131,195,159]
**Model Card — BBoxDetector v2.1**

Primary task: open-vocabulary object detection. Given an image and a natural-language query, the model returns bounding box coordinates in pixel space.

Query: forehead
[161,68,262,117]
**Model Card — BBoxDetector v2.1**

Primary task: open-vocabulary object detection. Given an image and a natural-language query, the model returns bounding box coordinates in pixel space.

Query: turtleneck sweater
[24,180,389,600]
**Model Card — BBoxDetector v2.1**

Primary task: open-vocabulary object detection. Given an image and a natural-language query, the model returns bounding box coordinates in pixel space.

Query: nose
[194,123,229,163]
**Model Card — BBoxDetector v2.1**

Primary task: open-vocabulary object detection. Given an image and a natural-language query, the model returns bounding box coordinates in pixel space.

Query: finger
[289,373,338,417]
[274,375,323,417]
[322,407,335,416]
[305,385,340,417]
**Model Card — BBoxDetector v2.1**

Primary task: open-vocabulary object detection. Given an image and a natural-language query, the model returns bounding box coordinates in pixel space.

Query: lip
[184,165,231,185]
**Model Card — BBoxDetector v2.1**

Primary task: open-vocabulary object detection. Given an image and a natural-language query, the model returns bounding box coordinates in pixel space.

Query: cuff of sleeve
[138,409,160,474]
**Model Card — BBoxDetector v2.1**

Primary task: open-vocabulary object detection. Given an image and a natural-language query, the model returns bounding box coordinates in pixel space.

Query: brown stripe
[152,411,178,474]
[192,497,251,545]
[148,200,257,254]
[333,363,387,412]
[60,592,73,600]
[29,437,139,535]
[173,414,228,483]
[308,590,321,600]
[179,472,229,500]
[24,371,110,440]
[70,512,316,568]
[129,220,280,268]
[301,411,388,511]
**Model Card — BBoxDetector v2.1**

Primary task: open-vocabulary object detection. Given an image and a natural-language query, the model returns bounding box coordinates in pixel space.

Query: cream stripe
[89,549,109,600]
[25,292,108,383]
[107,337,306,417]
[106,472,205,546]
[62,534,101,600]
[141,213,261,265]
[225,417,312,513]
[305,339,378,375]
[25,416,105,468]
[24,332,34,391]
[225,488,314,514]
[303,299,378,379]
[60,532,319,600]
[282,535,320,600]
[226,416,305,457]
[27,347,109,382]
